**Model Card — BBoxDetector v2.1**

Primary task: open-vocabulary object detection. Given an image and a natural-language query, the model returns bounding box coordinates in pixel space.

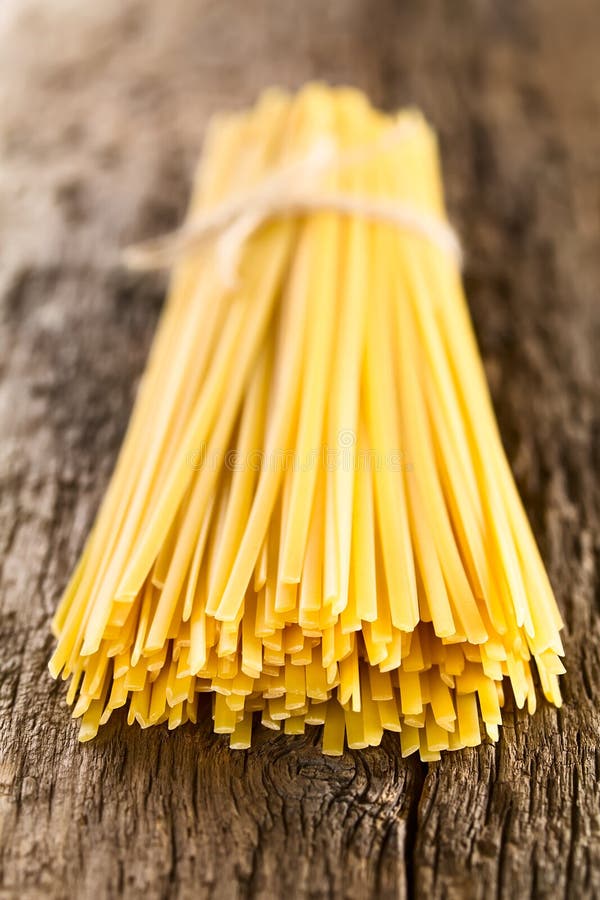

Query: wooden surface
[1,1,599,897]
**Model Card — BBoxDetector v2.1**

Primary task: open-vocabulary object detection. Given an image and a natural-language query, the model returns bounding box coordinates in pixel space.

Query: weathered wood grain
[1,1,599,897]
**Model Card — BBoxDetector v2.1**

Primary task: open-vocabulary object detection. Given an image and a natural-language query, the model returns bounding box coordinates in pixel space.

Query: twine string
[124,124,462,287]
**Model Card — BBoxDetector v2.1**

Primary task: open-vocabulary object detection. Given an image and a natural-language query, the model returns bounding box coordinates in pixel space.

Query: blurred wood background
[1,0,599,897]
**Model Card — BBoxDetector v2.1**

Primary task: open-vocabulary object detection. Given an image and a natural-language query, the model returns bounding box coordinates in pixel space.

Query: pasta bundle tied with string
[49,84,564,761]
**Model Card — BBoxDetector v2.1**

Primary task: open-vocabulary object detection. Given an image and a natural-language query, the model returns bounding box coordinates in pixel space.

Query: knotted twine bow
[124,121,462,288]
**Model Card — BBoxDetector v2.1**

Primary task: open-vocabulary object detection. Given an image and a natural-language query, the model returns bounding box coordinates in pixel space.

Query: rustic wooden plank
[0,1,599,898]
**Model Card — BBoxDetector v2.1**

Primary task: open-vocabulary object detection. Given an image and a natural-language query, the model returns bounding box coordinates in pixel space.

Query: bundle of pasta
[49,84,564,761]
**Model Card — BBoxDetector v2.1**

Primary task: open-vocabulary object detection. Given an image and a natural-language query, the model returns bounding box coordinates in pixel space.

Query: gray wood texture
[1,1,599,897]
